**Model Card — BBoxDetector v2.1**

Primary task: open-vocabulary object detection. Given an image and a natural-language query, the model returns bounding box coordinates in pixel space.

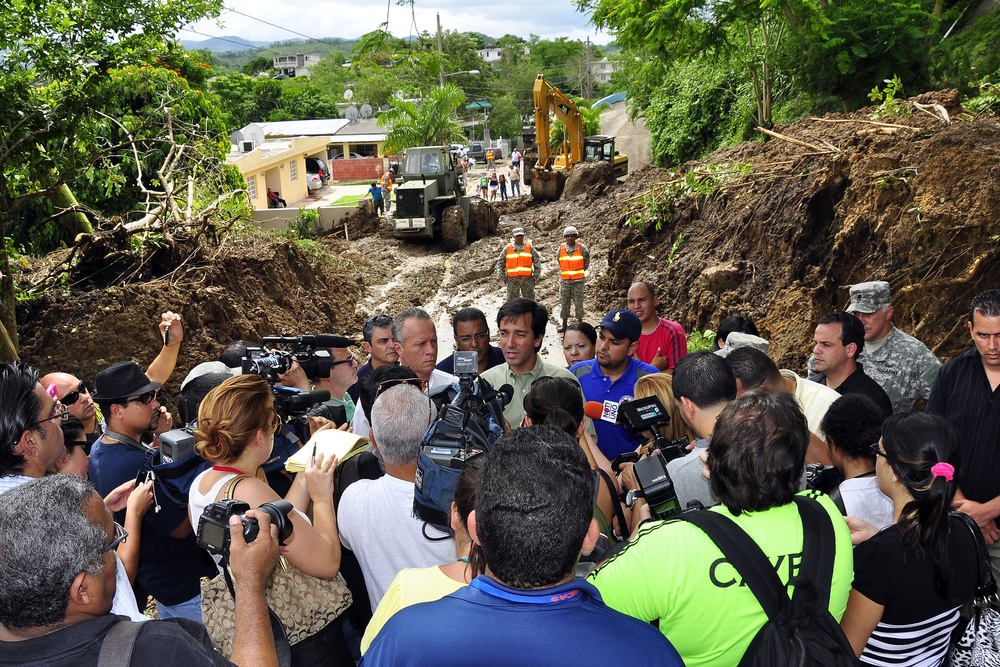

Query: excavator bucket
[530,167,566,201]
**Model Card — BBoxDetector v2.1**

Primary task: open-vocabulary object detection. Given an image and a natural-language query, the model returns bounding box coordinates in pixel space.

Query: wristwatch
[624,488,643,509]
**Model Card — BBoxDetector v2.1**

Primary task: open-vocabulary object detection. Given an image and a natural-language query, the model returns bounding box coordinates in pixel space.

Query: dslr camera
[614,395,691,520]
[196,498,294,557]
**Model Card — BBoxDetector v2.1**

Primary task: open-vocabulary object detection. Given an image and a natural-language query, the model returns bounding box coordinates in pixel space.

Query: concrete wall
[330,157,386,182]
[252,204,364,232]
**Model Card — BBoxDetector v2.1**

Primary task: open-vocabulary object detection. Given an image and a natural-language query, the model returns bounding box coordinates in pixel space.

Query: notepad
[284,429,370,473]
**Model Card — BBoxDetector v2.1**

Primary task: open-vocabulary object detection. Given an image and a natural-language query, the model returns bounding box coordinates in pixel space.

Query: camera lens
[257,499,294,545]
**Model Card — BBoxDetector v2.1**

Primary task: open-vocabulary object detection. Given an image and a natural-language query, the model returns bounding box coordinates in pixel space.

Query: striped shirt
[926,347,1000,503]
[853,517,978,667]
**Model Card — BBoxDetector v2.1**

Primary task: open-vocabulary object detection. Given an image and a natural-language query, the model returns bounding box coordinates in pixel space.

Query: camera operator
[276,334,358,426]
[619,352,736,526]
[0,474,281,667]
[589,390,853,667]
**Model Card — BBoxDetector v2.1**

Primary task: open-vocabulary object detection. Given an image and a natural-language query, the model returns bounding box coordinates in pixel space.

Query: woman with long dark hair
[840,412,978,665]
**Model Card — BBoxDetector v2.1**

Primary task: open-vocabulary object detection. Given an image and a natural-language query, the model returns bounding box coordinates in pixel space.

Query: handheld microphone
[584,400,622,424]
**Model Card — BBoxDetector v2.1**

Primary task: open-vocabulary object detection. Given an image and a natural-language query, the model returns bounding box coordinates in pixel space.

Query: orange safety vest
[559,243,586,281]
[505,241,534,278]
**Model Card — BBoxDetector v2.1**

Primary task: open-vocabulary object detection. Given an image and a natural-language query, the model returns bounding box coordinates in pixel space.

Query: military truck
[391,146,496,251]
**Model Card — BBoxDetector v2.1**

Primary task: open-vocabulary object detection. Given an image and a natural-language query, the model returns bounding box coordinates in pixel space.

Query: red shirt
[634,317,687,369]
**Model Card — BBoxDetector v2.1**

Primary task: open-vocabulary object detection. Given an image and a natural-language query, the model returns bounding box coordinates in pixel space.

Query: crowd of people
[1,277,999,667]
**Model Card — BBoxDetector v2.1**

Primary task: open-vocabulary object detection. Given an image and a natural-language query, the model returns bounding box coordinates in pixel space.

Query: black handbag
[947,511,1000,667]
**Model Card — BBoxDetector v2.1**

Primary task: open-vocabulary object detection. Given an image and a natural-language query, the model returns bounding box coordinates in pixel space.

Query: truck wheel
[468,199,491,241]
[441,205,467,251]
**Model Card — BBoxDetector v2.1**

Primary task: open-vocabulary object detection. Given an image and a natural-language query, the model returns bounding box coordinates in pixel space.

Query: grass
[329,193,395,207]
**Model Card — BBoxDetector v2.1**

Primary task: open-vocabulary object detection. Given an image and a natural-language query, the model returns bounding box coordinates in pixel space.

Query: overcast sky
[181,0,610,48]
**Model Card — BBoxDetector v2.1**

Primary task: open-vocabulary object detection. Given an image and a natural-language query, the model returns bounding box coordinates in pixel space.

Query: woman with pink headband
[840,412,979,666]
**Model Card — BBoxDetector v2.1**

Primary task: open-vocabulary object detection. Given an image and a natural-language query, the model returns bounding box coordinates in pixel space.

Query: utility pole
[585,38,593,100]
[437,14,446,88]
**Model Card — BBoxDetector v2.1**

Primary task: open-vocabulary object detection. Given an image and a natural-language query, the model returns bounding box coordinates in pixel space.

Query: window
[290,159,298,181]
[247,175,257,200]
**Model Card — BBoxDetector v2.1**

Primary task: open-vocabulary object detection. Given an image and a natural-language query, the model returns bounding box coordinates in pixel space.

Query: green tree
[241,55,275,76]
[378,85,468,153]
[0,0,224,360]
[487,95,524,142]
[210,73,284,129]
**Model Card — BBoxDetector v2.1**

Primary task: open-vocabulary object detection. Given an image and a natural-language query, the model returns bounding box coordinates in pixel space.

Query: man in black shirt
[927,290,1000,572]
[810,311,893,418]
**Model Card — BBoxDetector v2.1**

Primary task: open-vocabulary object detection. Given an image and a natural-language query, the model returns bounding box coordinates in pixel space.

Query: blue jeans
[156,593,202,622]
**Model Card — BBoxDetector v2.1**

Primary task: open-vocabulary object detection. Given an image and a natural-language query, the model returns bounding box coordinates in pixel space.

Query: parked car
[305,157,330,182]
[332,152,364,159]
[467,142,486,161]
[305,172,323,192]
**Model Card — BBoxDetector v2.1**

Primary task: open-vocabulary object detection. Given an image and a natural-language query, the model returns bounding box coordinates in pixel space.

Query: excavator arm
[532,74,584,170]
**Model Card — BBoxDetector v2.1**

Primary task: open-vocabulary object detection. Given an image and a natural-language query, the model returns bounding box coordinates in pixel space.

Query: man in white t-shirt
[338,384,456,611]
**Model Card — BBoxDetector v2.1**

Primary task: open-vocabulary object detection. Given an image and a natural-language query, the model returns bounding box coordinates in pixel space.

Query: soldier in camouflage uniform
[497,228,540,301]
[557,226,590,333]
[846,280,941,413]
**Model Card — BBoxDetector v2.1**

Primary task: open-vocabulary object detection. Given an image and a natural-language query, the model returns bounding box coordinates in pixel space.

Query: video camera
[242,335,344,442]
[242,334,343,382]
[196,498,294,557]
[413,351,513,533]
[613,395,691,520]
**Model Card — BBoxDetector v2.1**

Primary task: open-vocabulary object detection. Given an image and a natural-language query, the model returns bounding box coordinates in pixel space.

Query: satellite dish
[345,106,359,123]
[344,89,354,100]
[360,104,373,119]
[243,124,266,148]
[229,130,244,145]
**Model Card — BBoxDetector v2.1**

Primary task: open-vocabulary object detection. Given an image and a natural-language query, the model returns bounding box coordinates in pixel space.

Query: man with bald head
[627,281,687,372]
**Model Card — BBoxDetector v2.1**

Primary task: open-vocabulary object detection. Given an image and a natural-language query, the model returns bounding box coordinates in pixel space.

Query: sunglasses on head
[375,377,427,399]
[61,381,91,406]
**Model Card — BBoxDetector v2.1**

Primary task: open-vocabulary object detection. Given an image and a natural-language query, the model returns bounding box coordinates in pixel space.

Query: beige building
[227,135,330,210]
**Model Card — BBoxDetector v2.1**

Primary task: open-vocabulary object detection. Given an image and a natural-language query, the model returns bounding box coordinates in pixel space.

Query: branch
[806,117,919,131]
[755,126,837,153]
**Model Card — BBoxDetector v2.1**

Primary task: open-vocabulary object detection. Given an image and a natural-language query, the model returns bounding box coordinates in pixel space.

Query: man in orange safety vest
[497,227,541,301]
[557,226,590,333]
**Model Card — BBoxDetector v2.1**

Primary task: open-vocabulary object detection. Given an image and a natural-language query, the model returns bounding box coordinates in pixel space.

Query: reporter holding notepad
[187,374,354,666]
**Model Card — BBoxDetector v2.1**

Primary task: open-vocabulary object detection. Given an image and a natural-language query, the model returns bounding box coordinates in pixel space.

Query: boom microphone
[497,384,514,407]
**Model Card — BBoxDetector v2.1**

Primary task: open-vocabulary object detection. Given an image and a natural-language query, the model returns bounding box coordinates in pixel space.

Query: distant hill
[180,36,269,52]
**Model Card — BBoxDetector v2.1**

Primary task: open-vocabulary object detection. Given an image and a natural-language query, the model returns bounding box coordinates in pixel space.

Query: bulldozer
[390,146,496,251]
[530,75,629,201]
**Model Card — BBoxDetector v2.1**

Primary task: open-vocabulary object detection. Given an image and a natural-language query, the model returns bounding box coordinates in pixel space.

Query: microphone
[497,384,514,407]
[584,400,622,424]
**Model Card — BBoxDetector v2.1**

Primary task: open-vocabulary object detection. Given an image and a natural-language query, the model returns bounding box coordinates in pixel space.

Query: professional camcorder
[242,334,343,381]
[196,498,294,557]
[613,395,689,520]
[413,351,513,533]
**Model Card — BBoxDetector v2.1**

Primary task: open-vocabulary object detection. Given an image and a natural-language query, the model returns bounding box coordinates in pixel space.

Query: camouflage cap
[848,280,891,314]
[715,332,771,358]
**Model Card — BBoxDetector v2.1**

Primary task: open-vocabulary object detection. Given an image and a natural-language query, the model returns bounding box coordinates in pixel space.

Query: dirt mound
[591,91,1000,368]
[16,232,370,408]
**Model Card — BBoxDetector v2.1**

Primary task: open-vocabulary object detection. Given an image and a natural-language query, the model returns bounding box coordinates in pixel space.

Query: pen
[311,442,317,468]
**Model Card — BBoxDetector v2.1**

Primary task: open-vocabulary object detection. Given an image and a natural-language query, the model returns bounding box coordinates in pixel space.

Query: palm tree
[378,84,468,153]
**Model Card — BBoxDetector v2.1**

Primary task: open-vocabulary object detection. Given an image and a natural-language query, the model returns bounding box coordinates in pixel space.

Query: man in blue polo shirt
[361,425,682,666]
[571,308,659,460]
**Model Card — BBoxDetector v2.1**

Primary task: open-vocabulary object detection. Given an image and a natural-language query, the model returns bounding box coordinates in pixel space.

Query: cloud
[185,0,609,46]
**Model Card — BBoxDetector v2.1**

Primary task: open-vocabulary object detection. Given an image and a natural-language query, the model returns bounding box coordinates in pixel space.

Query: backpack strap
[677,495,837,620]
[596,466,630,541]
[826,485,847,516]
[97,619,144,667]
[791,495,837,610]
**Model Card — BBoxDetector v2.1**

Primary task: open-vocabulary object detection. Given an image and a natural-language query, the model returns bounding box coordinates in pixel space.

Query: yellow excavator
[530,74,628,201]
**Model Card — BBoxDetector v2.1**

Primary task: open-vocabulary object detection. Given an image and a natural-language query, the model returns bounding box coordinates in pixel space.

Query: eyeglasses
[66,439,93,455]
[60,381,91,406]
[330,357,357,368]
[125,391,158,406]
[870,442,885,458]
[457,332,490,344]
[375,377,427,399]
[101,522,128,555]
[31,402,69,427]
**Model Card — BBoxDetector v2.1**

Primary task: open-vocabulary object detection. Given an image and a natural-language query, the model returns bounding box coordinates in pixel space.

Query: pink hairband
[45,383,58,400]
[931,462,954,481]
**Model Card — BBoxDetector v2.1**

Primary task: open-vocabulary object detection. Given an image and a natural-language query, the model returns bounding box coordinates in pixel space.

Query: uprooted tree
[0,0,240,362]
